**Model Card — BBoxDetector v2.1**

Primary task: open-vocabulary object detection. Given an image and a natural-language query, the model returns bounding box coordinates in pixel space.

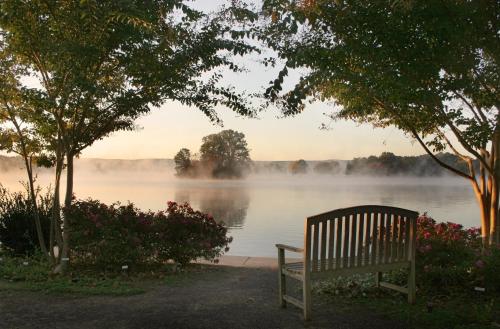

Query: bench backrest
[304,205,418,273]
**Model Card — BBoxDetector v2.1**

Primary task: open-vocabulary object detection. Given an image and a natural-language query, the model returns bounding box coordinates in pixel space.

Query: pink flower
[475,259,485,269]
[423,232,431,239]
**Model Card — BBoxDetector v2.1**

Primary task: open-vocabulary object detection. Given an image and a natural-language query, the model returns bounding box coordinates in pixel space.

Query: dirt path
[0,266,405,329]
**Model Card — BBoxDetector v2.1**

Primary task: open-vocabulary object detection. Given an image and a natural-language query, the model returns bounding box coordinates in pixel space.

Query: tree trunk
[51,148,64,268]
[59,152,74,273]
[8,114,48,256]
[487,131,500,246]
[24,157,48,256]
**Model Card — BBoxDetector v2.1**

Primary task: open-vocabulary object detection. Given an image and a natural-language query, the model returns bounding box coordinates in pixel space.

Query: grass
[0,253,202,297]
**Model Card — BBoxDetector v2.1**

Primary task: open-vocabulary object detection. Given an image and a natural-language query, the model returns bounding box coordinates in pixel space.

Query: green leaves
[0,0,260,159]
[260,0,499,166]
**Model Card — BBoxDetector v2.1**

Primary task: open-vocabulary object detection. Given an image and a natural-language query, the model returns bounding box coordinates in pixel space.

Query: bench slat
[404,216,411,261]
[320,221,327,271]
[328,220,334,270]
[391,215,398,262]
[335,218,342,269]
[312,223,319,272]
[364,212,372,266]
[350,214,358,267]
[357,212,365,267]
[398,215,404,261]
[384,213,391,264]
[371,213,378,265]
[378,213,385,265]
[342,215,350,268]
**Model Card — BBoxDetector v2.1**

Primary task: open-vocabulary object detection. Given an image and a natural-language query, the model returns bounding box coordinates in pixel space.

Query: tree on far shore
[313,161,340,175]
[174,148,193,177]
[174,130,252,179]
[289,159,308,174]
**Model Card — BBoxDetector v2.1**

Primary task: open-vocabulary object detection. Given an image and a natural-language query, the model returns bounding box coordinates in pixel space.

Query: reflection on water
[174,187,249,228]
[0,168,478,257]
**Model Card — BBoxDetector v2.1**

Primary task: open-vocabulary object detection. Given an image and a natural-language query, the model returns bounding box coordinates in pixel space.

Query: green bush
[415,215,482,294]
[152,201,232,266]
[0,186,51,256]
[66,199,232,269]
[66,200,151,268]
[477,246,500,293]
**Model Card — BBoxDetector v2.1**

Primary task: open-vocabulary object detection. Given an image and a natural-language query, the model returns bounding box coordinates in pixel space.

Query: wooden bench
[276,205,418,320]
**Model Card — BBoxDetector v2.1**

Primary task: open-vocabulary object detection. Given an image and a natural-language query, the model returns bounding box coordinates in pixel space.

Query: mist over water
[0,159,478,257]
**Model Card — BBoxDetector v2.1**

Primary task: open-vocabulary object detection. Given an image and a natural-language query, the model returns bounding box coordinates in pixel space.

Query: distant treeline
[1,152,476,177]
[0,155,23,172]
[345,152,477,176]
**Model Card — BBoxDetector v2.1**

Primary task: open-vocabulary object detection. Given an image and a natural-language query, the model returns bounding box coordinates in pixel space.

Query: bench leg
[303,275,311,321]
[408,261,416,304]
[278,249,286,308]
[375,271,382,288]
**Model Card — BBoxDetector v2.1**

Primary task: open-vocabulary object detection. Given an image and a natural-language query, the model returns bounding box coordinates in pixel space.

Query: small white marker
[474,286,486,292]
[22,262,29,266]
[121,265,129,270]
[62,258,69,262]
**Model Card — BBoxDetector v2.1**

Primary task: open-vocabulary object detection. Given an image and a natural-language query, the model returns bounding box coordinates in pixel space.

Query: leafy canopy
[0,0,260,158]
[261,0,498,167]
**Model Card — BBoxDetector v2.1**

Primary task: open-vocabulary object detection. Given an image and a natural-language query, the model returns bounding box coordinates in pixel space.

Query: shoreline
[198,255,301,269]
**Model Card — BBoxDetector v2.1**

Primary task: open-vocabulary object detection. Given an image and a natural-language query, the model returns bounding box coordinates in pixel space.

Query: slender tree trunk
[51,146,64,269]
[8,114,48,256]
[473,185,490,246]
[488,131,500,245]
[24,157,48,256]
[59,152,74,273]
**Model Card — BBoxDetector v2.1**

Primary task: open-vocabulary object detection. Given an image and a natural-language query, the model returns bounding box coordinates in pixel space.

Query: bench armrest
[276,244,303,253]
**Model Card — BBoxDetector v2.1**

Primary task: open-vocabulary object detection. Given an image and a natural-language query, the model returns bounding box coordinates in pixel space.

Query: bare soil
[0,266,406,329]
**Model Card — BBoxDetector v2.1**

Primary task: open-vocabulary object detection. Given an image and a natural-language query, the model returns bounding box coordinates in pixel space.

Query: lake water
[1,166,479,257]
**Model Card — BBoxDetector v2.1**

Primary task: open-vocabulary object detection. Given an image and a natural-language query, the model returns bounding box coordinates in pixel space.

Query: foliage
[66,199,231,269]
[174,148,193,177]
[65,199,151,268]
[260,0,500,245]
[313,161,340,175]
[476,246,500,294]
[0,0,259,269]
[176,130,253,179]
[199,130,252,178]
[346,152,477,176]
[415,215,482,294]
[0,186,51,256]
[152,201,232,266]
[288,159,308,174]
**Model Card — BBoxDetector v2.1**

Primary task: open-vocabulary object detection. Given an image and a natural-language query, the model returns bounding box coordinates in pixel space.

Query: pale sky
[82,99,424,161]
[82,0,426,161]
[6,0,425,161]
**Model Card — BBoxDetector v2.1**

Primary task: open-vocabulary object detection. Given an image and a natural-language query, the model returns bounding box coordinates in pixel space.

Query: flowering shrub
[415,214,483,294]
[66,200,152,268]
[66,199,231,269]
[152,202,232,266]
[475,246,500,293]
